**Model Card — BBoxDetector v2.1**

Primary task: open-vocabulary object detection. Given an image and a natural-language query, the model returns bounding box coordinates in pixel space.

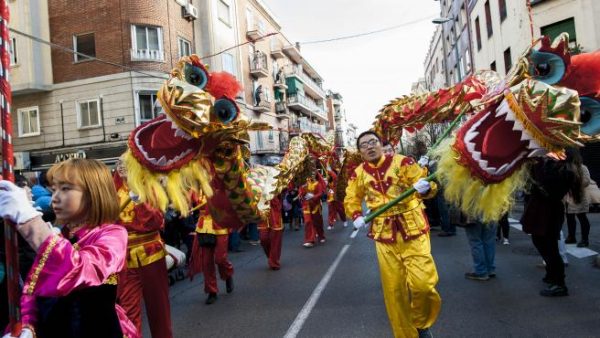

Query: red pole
[0,1,22,335]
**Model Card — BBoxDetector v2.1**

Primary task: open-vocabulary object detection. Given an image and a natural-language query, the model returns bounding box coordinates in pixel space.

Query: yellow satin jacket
[344,154,437,243]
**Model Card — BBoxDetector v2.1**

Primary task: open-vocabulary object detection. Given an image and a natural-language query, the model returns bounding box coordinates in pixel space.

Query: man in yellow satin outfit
[345,131,441,338]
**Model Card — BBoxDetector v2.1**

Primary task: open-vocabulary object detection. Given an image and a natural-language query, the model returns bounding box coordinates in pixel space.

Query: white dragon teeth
[174,127,193,140]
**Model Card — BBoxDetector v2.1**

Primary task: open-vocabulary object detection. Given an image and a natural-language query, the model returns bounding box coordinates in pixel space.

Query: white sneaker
[303,242,314,248]
[502,238,510,245]
[319,238,326,243]
[343,221,349,228]
[327,226,333,230]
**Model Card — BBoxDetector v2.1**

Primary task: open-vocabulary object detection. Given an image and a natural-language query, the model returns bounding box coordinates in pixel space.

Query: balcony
[253,98,271,113]
[300,72,326,99]
[283,44,302,63]
[275,101,288,117]
[246,24,266,42]
[249,52,268,78]
[270,39,285,59]
[283,64,302,80]
[287,94,327,121]
[130,49,165,62]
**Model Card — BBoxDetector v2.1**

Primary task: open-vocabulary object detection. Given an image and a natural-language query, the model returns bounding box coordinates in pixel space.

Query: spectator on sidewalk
[463,215,497,281]
[563,148,591,247]
[496,213,510,245]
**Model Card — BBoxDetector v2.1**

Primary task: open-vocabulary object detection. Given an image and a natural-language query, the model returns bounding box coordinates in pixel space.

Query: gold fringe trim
[25,235,59,295]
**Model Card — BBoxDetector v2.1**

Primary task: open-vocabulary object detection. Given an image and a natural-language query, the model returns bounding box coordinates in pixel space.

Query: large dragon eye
[529,50,565,85]
[184,63,208,89]
[579,97,600,136]
[213,97,239,124]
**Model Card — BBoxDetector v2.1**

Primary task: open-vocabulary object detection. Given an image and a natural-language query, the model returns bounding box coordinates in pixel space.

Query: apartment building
[423,26,447,91]
[236,0,328,165]
[438,0,474,85]
[325,90,348,148]
[9,0,197,172]
[469,0,600,76]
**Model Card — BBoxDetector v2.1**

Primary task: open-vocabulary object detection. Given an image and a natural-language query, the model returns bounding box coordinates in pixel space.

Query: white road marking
[350,229,359,239]
[508,218,597,258]
[284,244,351,338]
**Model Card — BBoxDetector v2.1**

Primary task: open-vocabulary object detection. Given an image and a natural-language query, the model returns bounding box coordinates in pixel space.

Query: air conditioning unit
[14,152,30,170]
[183,4,199,20]
[175,0,187,6]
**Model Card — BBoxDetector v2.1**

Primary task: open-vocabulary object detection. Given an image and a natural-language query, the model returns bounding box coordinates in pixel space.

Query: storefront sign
[55,150,87,163]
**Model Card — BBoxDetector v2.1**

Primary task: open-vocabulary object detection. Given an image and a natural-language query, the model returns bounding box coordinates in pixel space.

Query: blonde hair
[47,158,120,227]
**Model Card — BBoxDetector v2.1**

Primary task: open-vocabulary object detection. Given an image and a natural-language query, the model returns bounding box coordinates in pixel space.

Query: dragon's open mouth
[457,99,546,181]
[129,115,201,171]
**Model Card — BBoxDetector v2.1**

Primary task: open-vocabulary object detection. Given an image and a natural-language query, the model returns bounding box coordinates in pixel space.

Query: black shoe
[577,241,589,248]
[542,276,552,284]
[488,272,496,278]
[205,293,218,305]
[226,277,234,293]
[417,328,433,338]
[465,272,489,281]
[438,231,456,237]
[540,284,568,297]
[564,237,576,244]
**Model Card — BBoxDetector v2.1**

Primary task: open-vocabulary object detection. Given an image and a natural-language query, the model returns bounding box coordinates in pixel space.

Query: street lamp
[432,18,452,24]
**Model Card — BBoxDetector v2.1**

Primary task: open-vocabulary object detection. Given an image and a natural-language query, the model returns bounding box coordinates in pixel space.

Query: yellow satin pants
[375,233,441,338]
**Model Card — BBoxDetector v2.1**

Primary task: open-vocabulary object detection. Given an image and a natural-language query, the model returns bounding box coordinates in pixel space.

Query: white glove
[165,244,186,269]
[2,328,34,338]
[304,193,314,200]
[418,156,429,167]
[353,216,369,230]
[0,181,42,225]
[413,178,431,194]
[128,190,140,203]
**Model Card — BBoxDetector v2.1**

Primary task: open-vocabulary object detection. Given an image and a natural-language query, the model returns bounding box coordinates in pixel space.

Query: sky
[261,0,441,132]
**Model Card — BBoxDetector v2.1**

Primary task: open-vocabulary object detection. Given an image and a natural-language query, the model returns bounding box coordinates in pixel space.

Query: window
[137,92,162,124]
[499,0,507,22]
[503,47,512,74]
[484,1,493,37]
[77,99,101,129]
[490,61,496,71]
[17,106,40,137]
[131,25,164,61]
[541,18,577,49]
[222,53,236,76]
[218,0,231,26]
[73,33,95,62]
[178,37,191,58]
[465,49,472,73]
[474,17,482,50]
[9,37,16,65]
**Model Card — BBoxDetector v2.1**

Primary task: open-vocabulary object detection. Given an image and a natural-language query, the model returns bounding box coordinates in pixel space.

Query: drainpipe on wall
[99,95,106,142]
[59,100,65,147]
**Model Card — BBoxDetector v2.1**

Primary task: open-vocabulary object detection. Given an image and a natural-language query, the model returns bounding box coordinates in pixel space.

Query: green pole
[361,107,467,225]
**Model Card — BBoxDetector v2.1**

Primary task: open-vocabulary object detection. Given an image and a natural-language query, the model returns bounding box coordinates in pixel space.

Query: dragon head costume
[375,34,600,222]
[123,55,335,229]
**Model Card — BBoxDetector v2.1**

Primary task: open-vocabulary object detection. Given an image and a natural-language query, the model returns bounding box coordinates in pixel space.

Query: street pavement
[144,204,600,337]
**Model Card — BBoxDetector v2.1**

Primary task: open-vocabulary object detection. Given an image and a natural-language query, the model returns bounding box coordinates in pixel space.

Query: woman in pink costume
[0,159,138,338]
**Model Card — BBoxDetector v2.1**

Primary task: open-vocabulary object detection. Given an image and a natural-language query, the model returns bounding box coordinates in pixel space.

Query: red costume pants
[328,201,347,226]
[117,257,173,338]
[304,211,325,244]
[201,235,234,294]
[259,228,283,269]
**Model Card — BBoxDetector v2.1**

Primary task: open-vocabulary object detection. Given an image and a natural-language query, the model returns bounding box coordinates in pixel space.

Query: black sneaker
[577,241,589,248]
[540,284,568,297]
[564,237,576,244]
[488,272,496,278]
[418,328,433,338]
[205,293,218,305]
[465,272,490,281]
[226,277,234,293]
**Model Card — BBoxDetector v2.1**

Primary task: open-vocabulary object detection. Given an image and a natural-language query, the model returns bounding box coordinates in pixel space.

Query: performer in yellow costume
[345,131,441,338]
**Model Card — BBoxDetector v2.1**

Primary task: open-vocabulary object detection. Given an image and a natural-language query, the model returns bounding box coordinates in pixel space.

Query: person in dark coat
[521,155,578,297]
